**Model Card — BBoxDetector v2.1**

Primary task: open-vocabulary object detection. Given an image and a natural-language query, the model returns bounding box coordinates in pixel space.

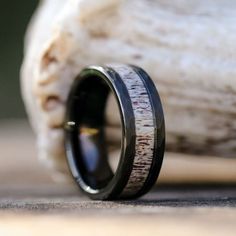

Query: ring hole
[105,93,122,173]
[70,75,123,190]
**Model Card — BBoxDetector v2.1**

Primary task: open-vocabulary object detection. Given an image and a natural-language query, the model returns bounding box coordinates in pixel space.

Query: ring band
[65,64,165,200]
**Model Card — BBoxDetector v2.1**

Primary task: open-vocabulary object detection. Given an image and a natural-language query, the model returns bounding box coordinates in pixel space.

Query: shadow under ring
[65,64,165,200]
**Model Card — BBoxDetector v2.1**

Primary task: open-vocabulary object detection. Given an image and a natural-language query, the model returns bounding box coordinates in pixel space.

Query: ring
[65,64,165,200]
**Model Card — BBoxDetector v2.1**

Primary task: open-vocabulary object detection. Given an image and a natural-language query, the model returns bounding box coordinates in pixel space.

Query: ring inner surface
[72,75,115,190]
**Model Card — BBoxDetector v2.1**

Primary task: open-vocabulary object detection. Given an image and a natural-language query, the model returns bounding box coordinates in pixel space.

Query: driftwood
[21,0,236,177]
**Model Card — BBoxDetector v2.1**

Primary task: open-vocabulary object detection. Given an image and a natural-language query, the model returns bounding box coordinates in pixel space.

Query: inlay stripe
[111,65,155,196]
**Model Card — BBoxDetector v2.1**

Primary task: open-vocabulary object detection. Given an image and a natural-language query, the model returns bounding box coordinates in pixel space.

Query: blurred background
[0,0,38,120]
[0,0,75,196]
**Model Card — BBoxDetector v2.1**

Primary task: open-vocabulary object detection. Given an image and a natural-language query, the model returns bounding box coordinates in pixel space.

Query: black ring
[65,64,165,200]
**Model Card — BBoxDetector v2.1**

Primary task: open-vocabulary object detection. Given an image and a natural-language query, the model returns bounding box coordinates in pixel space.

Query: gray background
[0,0,38,119]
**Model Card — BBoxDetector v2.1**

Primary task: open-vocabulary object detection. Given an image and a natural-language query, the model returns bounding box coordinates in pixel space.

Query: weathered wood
[21,0,236,175]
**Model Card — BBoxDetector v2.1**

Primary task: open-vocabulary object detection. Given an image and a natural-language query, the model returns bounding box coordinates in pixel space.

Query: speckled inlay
[111,65,155,196]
